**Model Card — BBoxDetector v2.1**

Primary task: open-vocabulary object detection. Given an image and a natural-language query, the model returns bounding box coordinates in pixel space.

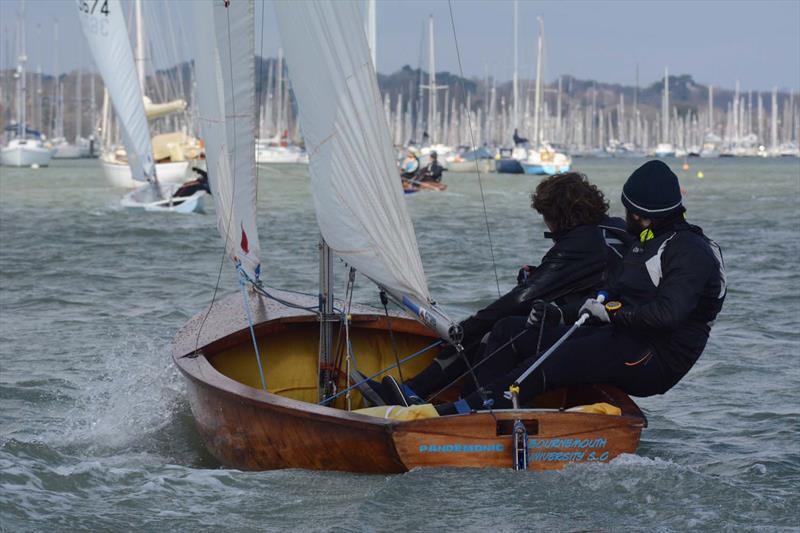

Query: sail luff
[192,0,260,279]
[77,0,154,182]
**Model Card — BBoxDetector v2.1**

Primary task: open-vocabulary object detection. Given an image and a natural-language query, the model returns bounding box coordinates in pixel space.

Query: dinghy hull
[173,289,646,473]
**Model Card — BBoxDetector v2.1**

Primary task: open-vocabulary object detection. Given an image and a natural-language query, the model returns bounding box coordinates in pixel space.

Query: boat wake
[52,336,187,457]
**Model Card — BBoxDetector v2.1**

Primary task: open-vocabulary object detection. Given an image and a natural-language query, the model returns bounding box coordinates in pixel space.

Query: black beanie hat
[621,160,683,218]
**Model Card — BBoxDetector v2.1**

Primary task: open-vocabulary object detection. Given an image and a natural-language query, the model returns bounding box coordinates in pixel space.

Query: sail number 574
[78,0,110,16]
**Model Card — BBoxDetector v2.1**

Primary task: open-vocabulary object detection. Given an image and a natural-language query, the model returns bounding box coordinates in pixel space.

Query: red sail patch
[241,224,249,254]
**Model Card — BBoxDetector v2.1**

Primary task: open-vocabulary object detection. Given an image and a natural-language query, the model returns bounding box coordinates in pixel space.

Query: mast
[318,238,335,402]
[512,0,518,131]
[708,84,713,133]
[16,6,27,139]
[634,64,639,147]
[76,67,83,140]
[34,23,41,135]
[428,15,436,143]
[556,75,562,143]
[662,67,669,144]
[366,0,376,70]
[771,87,778,151]
[135,0,146,93]
[532,17,543,147]
[276,47,284,138]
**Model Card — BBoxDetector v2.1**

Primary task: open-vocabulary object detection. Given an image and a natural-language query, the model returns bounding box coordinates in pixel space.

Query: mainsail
[192,0,261,279]
[274,1,459,342]
[77,0,154,182]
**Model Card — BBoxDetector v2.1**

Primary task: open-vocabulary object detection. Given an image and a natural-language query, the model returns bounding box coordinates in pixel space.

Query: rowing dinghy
[174,0,645,473]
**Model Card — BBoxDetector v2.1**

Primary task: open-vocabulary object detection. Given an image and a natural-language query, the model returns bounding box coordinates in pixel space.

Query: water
[1,158,798,531]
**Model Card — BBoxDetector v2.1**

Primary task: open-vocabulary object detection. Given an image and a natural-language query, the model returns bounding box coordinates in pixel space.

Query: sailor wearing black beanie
[621,160,683,218]
[436,160,727,413]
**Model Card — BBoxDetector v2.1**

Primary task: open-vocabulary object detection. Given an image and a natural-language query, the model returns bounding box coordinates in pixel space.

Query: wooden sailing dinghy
[173,288,645,473]
[174,0,645,473]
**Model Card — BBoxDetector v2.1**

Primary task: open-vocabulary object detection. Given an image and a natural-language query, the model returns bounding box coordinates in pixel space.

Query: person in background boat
[365,172,628,406]
[513,128,529,146]
[432,160,726,415]
[173,167,211,198]
[400,150,420,180]
[418,151,444,183]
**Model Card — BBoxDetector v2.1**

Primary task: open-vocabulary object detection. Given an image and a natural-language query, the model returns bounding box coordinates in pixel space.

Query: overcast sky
[1,0,798,92]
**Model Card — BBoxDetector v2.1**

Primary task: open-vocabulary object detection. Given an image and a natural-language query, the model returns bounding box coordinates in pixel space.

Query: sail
[192,0,261,280]
[273,1,431,306]
[77,0,154,182]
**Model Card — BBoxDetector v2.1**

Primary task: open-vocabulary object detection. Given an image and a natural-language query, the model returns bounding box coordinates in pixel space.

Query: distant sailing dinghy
[78,0,207,214]
[173,0,644,473]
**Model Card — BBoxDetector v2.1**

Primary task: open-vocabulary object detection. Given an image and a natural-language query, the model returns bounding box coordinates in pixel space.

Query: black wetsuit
[174,168,211,198]
[405,217,628,398]
[456,220,726,411]
[419,161,444,182]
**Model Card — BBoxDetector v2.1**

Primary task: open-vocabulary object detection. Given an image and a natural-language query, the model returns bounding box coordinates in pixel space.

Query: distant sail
[77,0,154,182]
[274,1,430,304]
[192,0,261,279]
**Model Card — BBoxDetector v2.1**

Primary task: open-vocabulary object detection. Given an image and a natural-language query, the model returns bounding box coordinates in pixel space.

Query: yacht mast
[428,15,436,143]
[512,0,518,131]
[662,67,669,144]
[16,7,27,139]
[708,85,713,133]
[134,0,146,93]
[276,47,284,138]
[532,17,544,147]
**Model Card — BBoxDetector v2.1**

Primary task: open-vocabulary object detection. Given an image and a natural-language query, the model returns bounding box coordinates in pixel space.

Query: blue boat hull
[521,163,571,176]
[495,158,524,174]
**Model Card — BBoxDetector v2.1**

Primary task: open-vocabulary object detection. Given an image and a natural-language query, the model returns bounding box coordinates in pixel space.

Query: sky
[1,0,798,92]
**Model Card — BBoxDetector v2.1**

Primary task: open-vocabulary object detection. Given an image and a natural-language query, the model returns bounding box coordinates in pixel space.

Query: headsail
[77,0,154,182]
[192,0,261,280]
[274,1,459,342]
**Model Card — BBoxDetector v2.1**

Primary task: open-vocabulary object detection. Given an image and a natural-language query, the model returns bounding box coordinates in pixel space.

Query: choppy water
[1,157,798,531]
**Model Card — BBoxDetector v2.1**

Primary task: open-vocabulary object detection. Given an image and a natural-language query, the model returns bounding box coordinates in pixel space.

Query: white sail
[192,0,261,280]
[77,0,154,182]
[275,1,458,342]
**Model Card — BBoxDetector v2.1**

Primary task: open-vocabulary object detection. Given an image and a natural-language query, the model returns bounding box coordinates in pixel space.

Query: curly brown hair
[531,172,609,233]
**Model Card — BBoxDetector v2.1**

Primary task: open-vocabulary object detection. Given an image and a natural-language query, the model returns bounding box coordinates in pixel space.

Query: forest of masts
[2,61,799,155]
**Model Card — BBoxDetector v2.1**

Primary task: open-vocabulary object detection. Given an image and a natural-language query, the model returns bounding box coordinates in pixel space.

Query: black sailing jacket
[458,216,628,347]
[609,221,726,386]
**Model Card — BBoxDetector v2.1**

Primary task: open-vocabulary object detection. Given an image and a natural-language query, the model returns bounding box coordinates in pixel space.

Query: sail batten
[274,1,432,305]
[192,0,260,279]
[78,0,154,182]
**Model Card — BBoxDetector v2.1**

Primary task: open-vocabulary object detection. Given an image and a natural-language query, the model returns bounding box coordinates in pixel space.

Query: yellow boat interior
[204,313,639,416]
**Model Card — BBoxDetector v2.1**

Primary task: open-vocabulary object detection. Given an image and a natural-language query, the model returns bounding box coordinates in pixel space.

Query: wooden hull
[173,288,646,473]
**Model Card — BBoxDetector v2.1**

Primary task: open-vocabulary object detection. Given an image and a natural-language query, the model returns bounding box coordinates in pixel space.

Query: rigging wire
[447,0,501,298]
[193,5,241,356]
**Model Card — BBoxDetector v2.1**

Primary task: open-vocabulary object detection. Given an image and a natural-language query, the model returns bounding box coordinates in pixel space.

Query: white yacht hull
[101,157,191,188]
[0,142,54,167]
[255,147,309,164]
[120,183,206,214]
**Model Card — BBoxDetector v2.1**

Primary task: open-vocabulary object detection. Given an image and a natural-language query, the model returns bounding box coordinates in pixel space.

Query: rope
[320,340,442,405]
[447,0,501,298]
[238,266,267,391]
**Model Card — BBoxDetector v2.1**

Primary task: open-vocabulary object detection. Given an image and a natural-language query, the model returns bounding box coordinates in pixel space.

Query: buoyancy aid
[609,221,726,385]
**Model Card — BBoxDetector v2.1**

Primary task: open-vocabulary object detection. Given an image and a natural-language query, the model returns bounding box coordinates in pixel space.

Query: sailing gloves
[579,298,610,323]
[517,265,536,285]
[526,300,564,328]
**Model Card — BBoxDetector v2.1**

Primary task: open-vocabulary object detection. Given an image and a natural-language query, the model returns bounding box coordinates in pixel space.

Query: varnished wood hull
[173,288,646,473]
